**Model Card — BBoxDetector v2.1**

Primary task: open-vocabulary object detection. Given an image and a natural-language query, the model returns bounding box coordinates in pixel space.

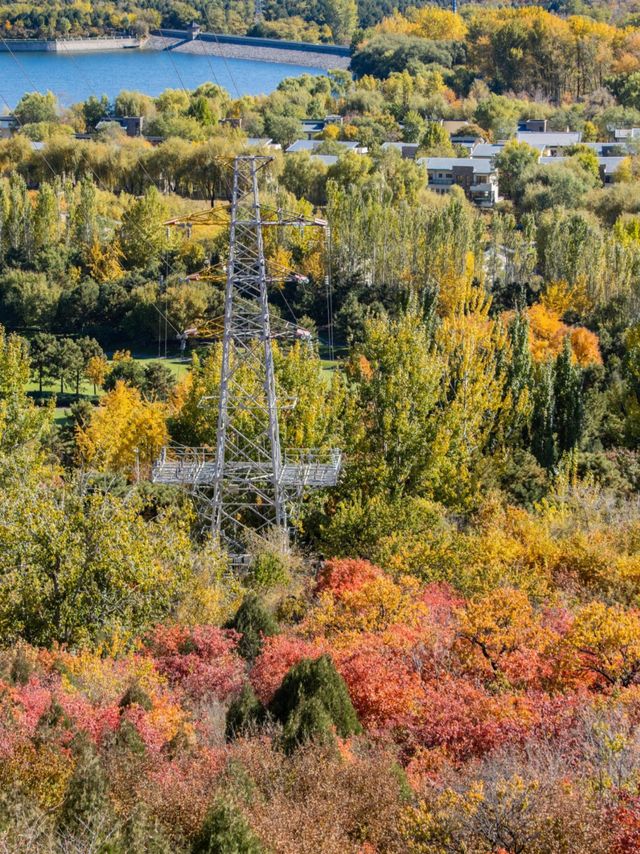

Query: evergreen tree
[225,684,266,740]
[269,655,361,753]
[59,735,111,833]
[29,332,57,393]
[0,183,6,268]
[281,695,338,755]
[554,336,584,455]
[229,594,279,661]
[192,799,263,854]
[531,360,556,469]
[505,309,533,441]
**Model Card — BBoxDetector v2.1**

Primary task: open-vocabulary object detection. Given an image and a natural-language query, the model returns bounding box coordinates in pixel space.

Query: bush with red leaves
[315,559,383,598]
[145,625,244,702]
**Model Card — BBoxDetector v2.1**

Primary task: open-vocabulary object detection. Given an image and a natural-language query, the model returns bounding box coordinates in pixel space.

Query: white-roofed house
[515,130,582,155]
[285,139,367,155]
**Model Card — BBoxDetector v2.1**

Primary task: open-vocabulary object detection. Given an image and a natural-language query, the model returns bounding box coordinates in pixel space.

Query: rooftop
[285,139,360,154]
[418,157,495,174]
[516,130,582,146]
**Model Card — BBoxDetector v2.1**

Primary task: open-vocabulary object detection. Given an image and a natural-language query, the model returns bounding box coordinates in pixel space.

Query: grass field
[30,353,192,424]
[35,352,340,424]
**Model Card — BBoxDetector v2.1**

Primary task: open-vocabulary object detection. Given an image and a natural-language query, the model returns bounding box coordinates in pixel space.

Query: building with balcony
[418,157,500,208]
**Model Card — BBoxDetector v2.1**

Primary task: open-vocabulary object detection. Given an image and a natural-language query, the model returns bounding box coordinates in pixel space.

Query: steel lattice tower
[152,156,341,563]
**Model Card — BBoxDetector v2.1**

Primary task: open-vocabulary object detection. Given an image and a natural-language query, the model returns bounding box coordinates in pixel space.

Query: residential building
[471,143,505,160]
[613,127,640,142]
[244,137,281,150]
[538,154,626,184]
[299,115,344,139]
[518,119,548,133]
[285,139,367,155]
[418,157,500,208]
[584,141,632,156]
[515,130,582,155]
[380,142,420,159]
[0,115,17,138]
[95,116,144,137]
[310,154,339,167]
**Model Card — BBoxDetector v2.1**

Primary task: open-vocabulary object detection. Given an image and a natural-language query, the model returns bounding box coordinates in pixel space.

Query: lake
[0,49,325,108]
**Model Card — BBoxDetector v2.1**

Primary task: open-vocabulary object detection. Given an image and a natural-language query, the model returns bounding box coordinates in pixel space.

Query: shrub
[192,798,263,854]
[229,595,279,662]
[269,655,362,751]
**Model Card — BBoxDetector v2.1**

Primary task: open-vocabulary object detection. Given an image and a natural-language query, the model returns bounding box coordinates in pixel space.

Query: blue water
[0,49,324,108]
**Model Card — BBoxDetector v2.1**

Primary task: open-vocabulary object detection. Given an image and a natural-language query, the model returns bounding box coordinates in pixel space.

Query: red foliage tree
[315,558,383,597]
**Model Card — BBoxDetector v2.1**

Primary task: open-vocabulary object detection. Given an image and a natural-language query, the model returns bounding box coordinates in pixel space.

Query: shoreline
[143,34,350,71]
[0,32,351,71]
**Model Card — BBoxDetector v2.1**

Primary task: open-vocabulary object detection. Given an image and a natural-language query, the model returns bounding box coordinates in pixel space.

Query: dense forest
[5,3,640,852]
[4,0,640,42]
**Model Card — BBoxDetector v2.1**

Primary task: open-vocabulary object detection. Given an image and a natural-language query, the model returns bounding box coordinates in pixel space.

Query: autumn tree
[75,380,168,474]
[566,602,640,689]
[0,486,191,647]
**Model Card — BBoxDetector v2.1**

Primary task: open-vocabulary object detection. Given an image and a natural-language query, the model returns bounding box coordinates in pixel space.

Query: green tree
[59,735,111,834]
[29,331,57,393]
[321,0,358,44]
[225,684,266,740]
[281,151,328,206]
[14,91,58,125]
[192,799,263,854]
[114,90,155,118]
[142,362,176,402]
[0,487,191,647]
[51,337,83,395]
[0,325,52,458]
[33,182,60,253]
[403,109,426,143]
[264,114,301,149]
[554,336,583,455]
[421,121,454,155]
[72,177,98,248]
[119,187,168,270]
[269,655,361,753]
[474,94,520,140]
[531,360,555,469]
[229,593,279,661]
[82,94,110,129]
[0,271,60,330]
[495,140,540,199]
[104,355,145,392]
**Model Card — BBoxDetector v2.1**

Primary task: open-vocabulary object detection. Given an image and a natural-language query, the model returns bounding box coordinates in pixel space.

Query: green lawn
[29,354,192,424]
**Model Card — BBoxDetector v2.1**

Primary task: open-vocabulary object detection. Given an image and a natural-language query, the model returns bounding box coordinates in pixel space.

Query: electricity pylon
[152,155,341,564]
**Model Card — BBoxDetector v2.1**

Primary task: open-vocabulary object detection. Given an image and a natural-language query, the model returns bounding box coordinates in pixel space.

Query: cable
[195,32,223,93]
[206,30,243,102]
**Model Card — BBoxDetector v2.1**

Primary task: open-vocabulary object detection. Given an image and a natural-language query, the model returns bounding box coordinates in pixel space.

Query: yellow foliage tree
[84,354,108,395]
[526,303,601,366]
[566,602,640,688]
[377,5,467,41]
[305,572,426,642]
[75,380,168,475]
